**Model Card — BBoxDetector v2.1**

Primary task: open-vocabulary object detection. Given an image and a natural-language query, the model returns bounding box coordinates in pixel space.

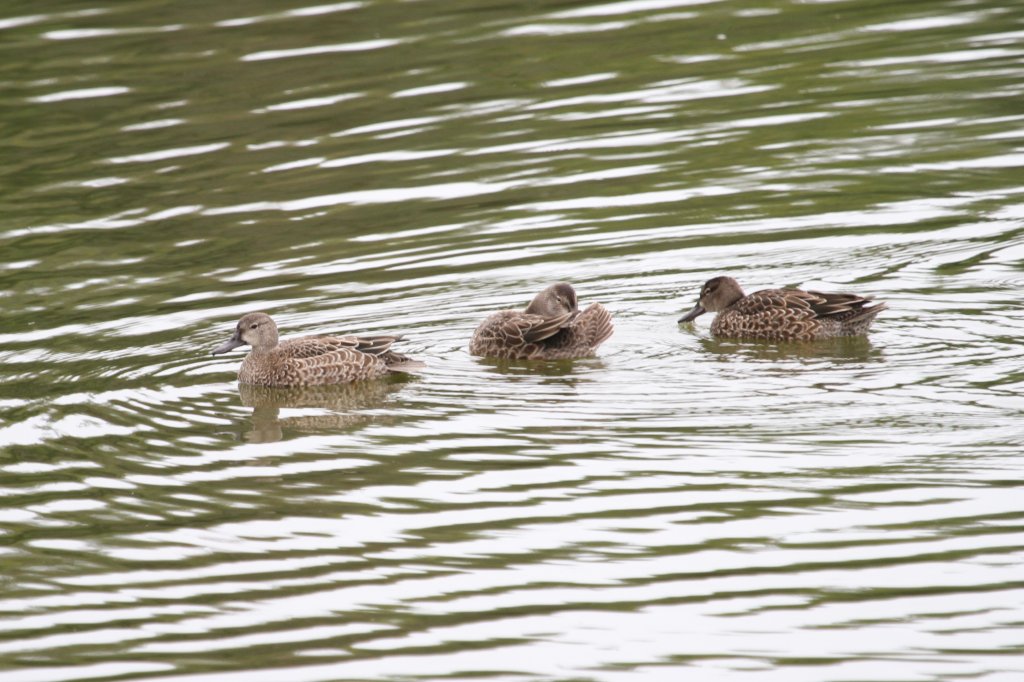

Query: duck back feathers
[469,283,614,360]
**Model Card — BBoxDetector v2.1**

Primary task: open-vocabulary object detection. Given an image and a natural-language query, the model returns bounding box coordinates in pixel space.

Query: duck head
[525,282,580,318]
[678,276,745,322]
[212,312,280,355]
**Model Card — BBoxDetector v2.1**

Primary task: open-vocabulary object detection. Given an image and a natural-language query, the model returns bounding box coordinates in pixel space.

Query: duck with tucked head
[678,276,887,341]
[212,312,422,386]
[469,282,614,360]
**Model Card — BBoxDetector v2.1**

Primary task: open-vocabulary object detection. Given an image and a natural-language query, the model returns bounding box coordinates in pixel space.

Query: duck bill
[212,332,245,356]
[678,304,706,323]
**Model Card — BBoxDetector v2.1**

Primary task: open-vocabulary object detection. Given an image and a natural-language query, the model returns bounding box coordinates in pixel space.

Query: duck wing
[470,310,577,358]
[278,334,403,359]
[553,303,613,351]
[804,290,876,321]
[347,335,405,356]
[286,345,385,383]
[575,302,614,349]
[515,311,576,344]
[729,289,817,320]
[734,288,878,324]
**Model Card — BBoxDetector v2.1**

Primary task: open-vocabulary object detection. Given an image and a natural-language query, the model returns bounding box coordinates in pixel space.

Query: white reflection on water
[202,181,517,213]
[28,86,130,103]
[242,38,403,62]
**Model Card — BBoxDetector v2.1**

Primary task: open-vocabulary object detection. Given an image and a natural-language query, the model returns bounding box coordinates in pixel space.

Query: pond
[1,0,1023,680]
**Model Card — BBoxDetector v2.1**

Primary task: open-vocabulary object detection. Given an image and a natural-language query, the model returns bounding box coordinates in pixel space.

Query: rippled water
[2,0,1024,680]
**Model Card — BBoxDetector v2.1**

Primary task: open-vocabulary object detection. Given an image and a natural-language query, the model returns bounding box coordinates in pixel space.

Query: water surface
[2,0,1024,680]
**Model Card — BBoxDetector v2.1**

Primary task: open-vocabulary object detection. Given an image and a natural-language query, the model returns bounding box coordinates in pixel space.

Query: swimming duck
[678,276,886,341]
[212,312,422,386]
[469,282,614,360]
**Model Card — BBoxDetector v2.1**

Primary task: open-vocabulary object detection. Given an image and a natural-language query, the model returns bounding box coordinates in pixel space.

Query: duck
[678,276,886,341]
[211,312,422,386]
[469,282,614,360]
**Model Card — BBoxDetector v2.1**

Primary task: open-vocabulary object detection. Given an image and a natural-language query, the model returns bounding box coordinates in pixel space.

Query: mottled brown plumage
[469,282,614,359]
[211,312,422,386]
[678,276,886,341]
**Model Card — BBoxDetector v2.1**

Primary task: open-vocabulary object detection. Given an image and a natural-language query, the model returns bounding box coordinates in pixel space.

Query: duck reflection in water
[697,335,883,364]
[237,381,406,443]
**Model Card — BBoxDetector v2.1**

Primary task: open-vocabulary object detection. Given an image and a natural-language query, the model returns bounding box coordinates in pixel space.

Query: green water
[2,0,1023,680]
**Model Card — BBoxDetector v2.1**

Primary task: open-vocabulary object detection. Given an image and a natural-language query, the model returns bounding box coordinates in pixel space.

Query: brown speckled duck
[469,282,614,360]
[678,276,886,341]
[212,312,422,386]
